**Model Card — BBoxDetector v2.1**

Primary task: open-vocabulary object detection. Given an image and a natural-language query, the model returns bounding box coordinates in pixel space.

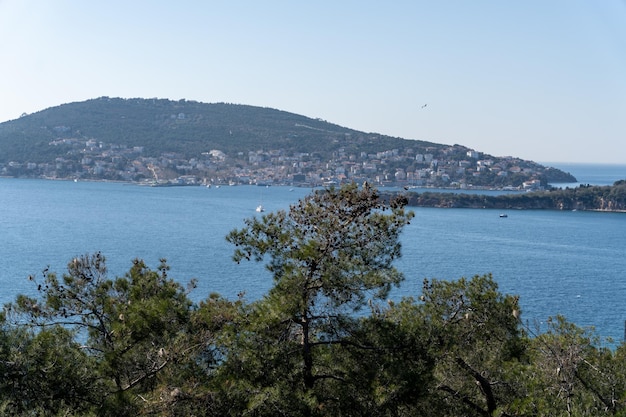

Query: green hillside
[0,97,575,186]
[0,97,440,163]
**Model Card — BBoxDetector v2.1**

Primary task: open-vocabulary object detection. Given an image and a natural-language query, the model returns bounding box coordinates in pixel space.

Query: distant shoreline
[392,182,626,213]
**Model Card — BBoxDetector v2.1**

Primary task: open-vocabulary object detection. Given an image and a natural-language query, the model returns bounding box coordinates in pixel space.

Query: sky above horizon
[1,1,625,164]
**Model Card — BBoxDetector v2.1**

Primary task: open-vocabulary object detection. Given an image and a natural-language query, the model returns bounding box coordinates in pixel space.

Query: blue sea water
[0,163,625,342]
[545,162,626,188]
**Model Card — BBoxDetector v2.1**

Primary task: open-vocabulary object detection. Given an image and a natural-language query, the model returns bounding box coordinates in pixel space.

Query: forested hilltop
[1,184,624,416]
[0,97,575,188]
[403,180,626,212]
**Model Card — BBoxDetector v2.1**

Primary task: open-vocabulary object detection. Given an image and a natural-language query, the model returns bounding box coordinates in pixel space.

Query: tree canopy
[1,183,625,416]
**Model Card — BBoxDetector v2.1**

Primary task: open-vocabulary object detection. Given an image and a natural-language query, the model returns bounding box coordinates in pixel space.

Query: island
[395,181,626,212]
[0,97,575,189]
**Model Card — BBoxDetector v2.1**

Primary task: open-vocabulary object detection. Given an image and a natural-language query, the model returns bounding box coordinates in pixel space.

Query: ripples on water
[399,207,626,342]
[1,165,624,342]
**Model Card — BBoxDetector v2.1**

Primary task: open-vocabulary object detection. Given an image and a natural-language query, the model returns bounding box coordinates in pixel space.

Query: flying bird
[421,104,427,109]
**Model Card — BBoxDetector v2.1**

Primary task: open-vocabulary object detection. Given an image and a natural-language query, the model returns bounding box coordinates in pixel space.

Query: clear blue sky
[1,1,625,163]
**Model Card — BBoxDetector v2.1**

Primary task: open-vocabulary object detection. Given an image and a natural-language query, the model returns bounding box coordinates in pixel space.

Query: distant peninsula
[0,97,576,188]
[399,181,626,212]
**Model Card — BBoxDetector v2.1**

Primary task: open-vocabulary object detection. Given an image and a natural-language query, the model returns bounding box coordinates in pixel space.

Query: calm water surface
[1,163,625,342]
[546,162,626,187]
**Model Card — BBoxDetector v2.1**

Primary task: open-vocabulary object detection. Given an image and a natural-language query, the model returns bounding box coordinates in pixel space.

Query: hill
[0,97,436,161]
[0,97,575,187]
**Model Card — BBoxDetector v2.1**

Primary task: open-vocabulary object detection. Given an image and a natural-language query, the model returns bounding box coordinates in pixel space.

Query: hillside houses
[0,137,553,189]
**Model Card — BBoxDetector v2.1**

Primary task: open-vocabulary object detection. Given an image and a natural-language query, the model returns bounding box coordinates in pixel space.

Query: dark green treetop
[224,183,414,414]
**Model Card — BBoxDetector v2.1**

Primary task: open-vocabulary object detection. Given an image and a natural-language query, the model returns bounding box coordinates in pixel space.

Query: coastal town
[0,136,566,190]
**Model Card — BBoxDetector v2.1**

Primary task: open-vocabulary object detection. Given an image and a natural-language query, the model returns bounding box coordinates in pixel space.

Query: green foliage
[228,183,414,304]
[415,274,525,416]
[509,316,626,416]
[335,303,435,415]
[7,253,197,416]
[224,183,415,415]
[0,324,99,416]
[0,97,439,162]
[2,185,626,416]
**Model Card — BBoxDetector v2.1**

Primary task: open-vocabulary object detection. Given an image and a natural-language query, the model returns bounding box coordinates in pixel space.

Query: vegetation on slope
[0,97,575,187]
[0,97,439,162]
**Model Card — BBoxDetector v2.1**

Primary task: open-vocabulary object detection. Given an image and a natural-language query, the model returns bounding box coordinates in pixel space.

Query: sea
[1,163,625,343]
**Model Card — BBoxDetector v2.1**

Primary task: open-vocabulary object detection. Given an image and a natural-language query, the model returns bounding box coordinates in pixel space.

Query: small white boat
[256,205,265,213]
[499,213,508,218]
